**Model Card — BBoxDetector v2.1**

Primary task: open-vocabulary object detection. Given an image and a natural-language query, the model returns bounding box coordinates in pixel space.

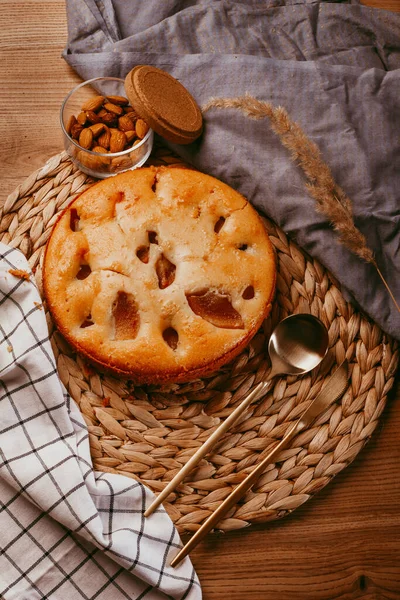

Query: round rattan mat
[2,149,399,535]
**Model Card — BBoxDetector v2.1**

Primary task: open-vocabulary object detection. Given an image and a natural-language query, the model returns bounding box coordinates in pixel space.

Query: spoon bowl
[268,313,329,378]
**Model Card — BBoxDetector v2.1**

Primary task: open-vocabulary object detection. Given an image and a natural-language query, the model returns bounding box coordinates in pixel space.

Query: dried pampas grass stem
[202,95,399,313]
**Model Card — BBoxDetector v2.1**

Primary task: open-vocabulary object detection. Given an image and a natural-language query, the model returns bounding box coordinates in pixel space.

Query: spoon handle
[144,379,272,518]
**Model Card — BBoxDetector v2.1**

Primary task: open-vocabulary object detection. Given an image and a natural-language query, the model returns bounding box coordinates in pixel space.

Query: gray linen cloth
[63,0,400,340]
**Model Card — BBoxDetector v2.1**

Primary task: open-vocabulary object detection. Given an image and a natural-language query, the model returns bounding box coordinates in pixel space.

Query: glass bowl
[60,77,154,179]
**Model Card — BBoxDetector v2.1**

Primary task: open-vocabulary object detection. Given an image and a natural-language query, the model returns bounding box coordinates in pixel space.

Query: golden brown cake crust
[43,166,276,383]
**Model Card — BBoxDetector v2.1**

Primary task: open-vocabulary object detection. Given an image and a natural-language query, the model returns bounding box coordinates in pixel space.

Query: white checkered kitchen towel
[0,243,201,599]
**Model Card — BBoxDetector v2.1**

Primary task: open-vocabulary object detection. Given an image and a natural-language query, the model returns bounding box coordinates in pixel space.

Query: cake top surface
[43,166,276,382]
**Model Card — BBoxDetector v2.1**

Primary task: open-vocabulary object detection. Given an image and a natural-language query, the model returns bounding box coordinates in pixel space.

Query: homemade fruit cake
[43,166,276,383]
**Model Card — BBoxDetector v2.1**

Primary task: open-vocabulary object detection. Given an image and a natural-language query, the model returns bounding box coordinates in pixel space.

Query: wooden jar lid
[124,66,203,145]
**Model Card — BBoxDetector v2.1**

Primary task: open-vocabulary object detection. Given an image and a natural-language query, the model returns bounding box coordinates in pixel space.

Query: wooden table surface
[1,2,399,598]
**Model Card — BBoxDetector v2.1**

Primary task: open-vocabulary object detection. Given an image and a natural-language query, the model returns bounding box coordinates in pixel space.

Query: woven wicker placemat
[1,149,398,535]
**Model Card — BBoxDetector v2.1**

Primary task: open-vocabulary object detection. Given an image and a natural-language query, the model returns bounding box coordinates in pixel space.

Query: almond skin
[124,106,138,117]
[70,123,83,140]
[136,119,150,139]
[97,128,111,149]
[104,102,124,116]
[86,110,101,125]
[109,129,127,153]
[118,115,135,132]
[87,147,109,166]
[89,123,106,138]
[81,96,105,112]
[77,111,87,125]
[79,128,94,150]
[78,150,106,171]
[66,114,77,135]
[125,130,136,144]
[101,112,118,127]
[92,146,108,153]
[106,95,129,106]
[110,156,132,171]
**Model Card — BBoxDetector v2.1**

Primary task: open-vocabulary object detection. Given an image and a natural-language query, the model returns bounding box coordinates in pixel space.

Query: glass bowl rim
[60,76,153,158]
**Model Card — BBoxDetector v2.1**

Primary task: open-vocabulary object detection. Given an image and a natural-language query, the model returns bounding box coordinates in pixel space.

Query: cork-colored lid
[124,66,203,145]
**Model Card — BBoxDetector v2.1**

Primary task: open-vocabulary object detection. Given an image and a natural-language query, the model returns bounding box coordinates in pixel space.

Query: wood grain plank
[0,2,399,599]
[362,0,400,10]
[0,1,79,197]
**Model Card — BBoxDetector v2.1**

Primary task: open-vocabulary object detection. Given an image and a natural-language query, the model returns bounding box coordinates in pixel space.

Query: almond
[79,128,94,150]
[89,123,106,138]
[70,123,83,140]
[118,115,135,132]
[78,150,106,171]
[104,102,124,116]
[92,146,108,154]
[129,145,142,161]
[97,108,108,119]
[86,110,101,124]
[97,128,111,149]
[110,156,132,172]
[77,111,87,125]
[66,114,77,135]
[85,147,109,166]
[81,96,105,112]
[101,112,118,127]
[109,129,127,153]
[106,95,129,106]
[125,130,136,144]
[135,119,149,139]
[124,106,137,116]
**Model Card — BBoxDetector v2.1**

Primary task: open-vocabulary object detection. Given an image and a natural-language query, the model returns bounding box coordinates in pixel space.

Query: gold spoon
[145,314,329,519]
